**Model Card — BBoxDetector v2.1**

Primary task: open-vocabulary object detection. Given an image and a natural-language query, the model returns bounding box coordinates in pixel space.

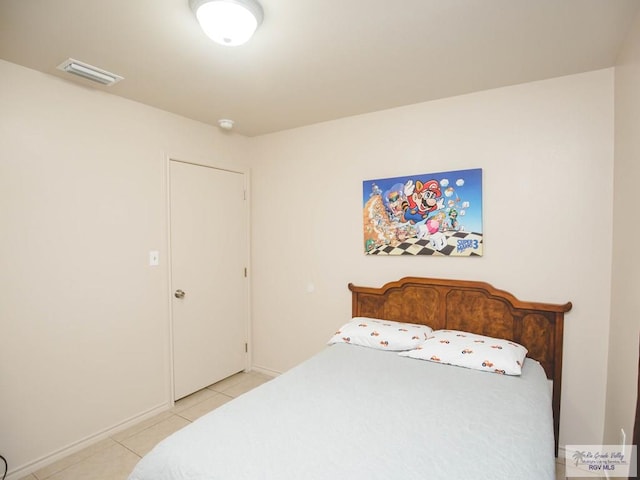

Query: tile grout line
[112,440,143,460]
[174,412,195,423]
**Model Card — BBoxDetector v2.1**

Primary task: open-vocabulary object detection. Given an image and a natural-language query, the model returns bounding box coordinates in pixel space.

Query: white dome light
[189,0,263,47]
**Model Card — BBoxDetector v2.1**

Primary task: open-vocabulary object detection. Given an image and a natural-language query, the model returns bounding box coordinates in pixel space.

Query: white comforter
[129,343,555,480]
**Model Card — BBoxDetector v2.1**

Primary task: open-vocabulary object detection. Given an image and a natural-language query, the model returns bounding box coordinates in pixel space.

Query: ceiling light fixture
[56,58,123,86]
[189,0,263,47]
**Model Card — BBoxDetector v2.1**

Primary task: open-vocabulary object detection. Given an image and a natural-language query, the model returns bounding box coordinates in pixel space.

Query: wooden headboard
[348,276,572,454]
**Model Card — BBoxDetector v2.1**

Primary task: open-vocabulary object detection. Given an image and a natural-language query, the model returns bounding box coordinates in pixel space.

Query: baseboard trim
[6,402,171,480]
[250,364,282,377]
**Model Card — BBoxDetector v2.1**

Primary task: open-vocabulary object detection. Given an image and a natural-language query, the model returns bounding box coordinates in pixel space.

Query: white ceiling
[1,0,639,137]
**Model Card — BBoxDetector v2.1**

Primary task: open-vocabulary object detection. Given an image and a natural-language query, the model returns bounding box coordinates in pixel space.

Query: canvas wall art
[363,168,483,256]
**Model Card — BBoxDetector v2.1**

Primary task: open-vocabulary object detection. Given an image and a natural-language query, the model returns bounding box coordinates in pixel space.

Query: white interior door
[170,160,248,400]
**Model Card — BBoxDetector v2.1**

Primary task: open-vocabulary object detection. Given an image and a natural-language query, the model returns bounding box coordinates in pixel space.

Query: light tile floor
[19,370,569,480]
[19,371,272,480]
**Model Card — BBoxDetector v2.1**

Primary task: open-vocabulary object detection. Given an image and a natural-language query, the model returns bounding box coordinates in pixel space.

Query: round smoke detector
[218,119,234,130]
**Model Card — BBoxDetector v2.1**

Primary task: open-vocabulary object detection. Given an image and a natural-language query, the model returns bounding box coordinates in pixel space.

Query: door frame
[165,154,252,404]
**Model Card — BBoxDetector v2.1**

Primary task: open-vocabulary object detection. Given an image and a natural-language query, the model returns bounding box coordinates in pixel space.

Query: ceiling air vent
[56,58,124,86]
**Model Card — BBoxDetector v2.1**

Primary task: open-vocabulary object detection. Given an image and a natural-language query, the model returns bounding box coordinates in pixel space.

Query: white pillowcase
[399,329,528,375]
[327,317,433,351]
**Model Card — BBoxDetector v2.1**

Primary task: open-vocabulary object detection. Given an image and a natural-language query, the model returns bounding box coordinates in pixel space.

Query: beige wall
[248,69,615,448]
[0,59,247,476]
[0,54,626,476]
[605,11,640,445]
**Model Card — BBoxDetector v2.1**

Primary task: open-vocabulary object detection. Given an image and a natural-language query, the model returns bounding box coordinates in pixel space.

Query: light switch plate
[149,250,159,266]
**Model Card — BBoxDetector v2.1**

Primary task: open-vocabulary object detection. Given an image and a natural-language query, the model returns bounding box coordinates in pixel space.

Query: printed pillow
[399,329,528,375]
[327,317,433,351]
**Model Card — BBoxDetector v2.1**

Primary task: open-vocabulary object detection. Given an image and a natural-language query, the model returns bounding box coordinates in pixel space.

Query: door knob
[174,289,186,299]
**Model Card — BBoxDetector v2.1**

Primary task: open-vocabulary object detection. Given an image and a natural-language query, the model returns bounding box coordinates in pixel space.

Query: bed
[129,276,572,480]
